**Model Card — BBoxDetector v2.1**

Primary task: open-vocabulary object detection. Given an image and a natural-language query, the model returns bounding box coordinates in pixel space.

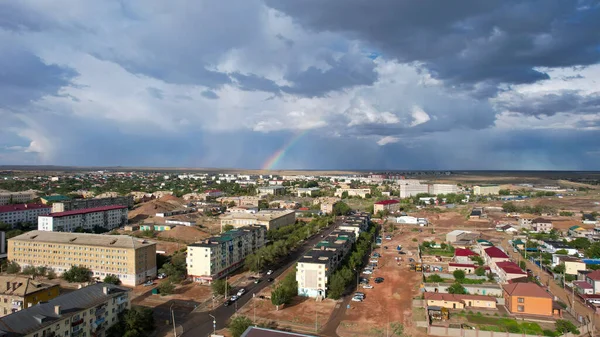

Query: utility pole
[315,306,318,332]
[209,314,216,336]
[253,293,256,326]
[169,303,177,337]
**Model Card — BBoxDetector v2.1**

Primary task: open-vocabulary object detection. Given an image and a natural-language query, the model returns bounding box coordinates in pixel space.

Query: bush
[158,280,175,295]
[211,279,231,296]
[555,319,580,334]
[6,261,21,274]
[46,269,57,280]
[426,274,445,283]
[229,315,253,337]
[475,267,486,276]
[62,266,92,283]
[453,270,466,280]
[103,274,121,285]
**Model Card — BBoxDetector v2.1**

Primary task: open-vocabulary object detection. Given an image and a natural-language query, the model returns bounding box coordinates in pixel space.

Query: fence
[427,324,590,337]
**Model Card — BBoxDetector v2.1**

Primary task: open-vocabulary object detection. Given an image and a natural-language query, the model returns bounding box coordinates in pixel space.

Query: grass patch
[421,249,454,257]
[467,315,543,334]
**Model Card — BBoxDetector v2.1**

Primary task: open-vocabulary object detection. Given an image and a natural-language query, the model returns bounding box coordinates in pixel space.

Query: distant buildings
[399,184,429,198]
[428,184,459,195]
[0,204,51,227]
[220,209,295,230]
[297,231,356,298]
[8,231,156,286]
[217,196,264,207]
[297,187,320,197]
[0,283,130,337]
[187,225,266,283]
[334,188,371,198]
[0,276,60,317]
[473,185,500,196]
[258,186,286,195]
[0,191,37,206]
[204,189,224,198]
[373,200,400,213]
[51,195,134,213]
[38,205,128,232]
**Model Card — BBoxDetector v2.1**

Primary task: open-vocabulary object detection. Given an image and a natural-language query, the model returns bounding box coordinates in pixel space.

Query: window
[517,305,524,312]
[517,297,524,303]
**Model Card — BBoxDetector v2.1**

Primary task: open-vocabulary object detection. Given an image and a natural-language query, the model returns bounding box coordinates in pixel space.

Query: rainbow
[262,130,310,170]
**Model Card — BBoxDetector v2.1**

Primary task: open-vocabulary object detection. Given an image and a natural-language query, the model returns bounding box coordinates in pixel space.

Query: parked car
[267,270,274,275]
[373,253,381,258]
[362,270,373,275]
[157,273,167,279]
[224,300,232,307]
[374,277,384,283]
[385,236,392,240]
[351,296,363,302]
[354,292,365,298]
[359,278,369,284]
[230,295,239,302]
[143,281,154,286]
[369,259,379,263]
[254,279,261,284]
[362,284,373,289]
[237,288,246,296]
[267,278,274,282]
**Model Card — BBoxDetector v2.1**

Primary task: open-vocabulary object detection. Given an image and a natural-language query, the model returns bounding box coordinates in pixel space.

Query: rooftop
[8,230,155,249]
[496,261,526,275]
[0,283,129,336]
[0,204,51,213]
[454,248,477,257]
[424,292,496,303]
[298,250,335,264]
[484,246,509,259]
[40,195,71,202]
[502,282,552,298]
[221,209,294,221]
[0,276,56,297]
[189,225,265,247]
[42,205,127,218]
[374,199,400,205]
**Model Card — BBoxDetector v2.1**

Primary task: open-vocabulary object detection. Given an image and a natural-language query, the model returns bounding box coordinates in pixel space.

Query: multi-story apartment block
[373,200,400,213]
[0,276,60,317]
[0,191,37,206]
[428,184,459,195]
[187,225,266,283]
[399,184,429,198]
[0,204,51,227]
[296,188,320,197]
[0,283,130,337]
[334,188,371,198]
[217,196,264,207]
[51,196,134,213]
[38,205,128,232]
[220,209,295,230]
[473,185,500,195]
[8,231,156,287]
[257,186,286,195]
[297,231,356,298]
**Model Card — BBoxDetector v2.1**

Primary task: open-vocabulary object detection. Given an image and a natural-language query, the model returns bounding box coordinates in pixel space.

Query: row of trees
[5,261,121,284]
[271,269,298,310]
[501,202,556,215]
[327,224,377,299]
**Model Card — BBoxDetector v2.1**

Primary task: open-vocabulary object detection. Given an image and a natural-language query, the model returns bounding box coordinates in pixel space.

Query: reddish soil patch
[157,226,209,244]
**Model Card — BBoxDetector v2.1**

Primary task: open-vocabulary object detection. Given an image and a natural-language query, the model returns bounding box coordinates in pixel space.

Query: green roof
[569,225,583,231]
[316,241,331,248]
[513,239,525,245]
[41,195,71,202]
[477,239,493,246]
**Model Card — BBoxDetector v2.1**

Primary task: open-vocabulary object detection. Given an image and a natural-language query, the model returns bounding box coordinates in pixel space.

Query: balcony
[71,318,84,327]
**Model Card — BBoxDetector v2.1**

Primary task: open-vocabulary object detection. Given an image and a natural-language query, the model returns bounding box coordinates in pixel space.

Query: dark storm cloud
[267,0,600,92]
[0,49,77,108]
[231,73,282,93]
[498,91,600,116]
[0,3,52,31]
[200,90,219,100]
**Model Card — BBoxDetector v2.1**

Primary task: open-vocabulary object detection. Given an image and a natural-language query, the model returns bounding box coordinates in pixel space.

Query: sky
[1,0,600,170]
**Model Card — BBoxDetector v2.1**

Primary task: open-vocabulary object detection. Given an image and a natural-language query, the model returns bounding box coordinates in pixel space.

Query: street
[158,221,342,337]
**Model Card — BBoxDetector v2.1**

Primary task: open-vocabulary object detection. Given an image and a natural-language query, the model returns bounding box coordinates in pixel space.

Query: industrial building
[8,231,156,287]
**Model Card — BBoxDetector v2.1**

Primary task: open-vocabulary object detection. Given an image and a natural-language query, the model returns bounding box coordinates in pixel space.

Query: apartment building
[399,184,429,198]
[373,200,400,213]
[8,231,157,287]
[297,231,356,298]
[0,276,60,317]
[38,205,128,232]
[334,188,371,198]
[220,209,295,230]
[51,196,134,213]
[187,225,266,283]
[0,191,37,206]
[297,187,320,197]
[257,186,286,195]
[428,184,459,195]
[0,204,51,227]
[473,185,500,195]
[0,283,130,337]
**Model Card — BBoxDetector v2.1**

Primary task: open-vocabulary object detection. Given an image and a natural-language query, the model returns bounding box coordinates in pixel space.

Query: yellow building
[0,276,60,317]
[424,292,497,310]
[0,283,130,337]
[220,209,295,230]
[8,231,157,287]
[473,185,500,195]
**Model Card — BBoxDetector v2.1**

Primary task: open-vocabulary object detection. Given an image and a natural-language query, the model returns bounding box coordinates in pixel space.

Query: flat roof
[298,250,335,264]
[0,204,50,213]
[40,195,71,201]
[8,230,155,249]
[41,205,127,218]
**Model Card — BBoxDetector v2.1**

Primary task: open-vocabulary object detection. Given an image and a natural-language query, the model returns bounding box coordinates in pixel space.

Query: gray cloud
[267,0,600,93]
[498,91,600,116]
[200,90,219,100]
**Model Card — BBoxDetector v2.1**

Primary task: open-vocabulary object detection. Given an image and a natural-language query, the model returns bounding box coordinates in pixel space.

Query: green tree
[158,280,175,295]
[519,261,526,270]
[585,242,600,258]
[341,191,349,199]
[475,267,486,276]
[46,269,57,280]
[554,264,566,274]
[555,319,580,334]
[104,274,121,285]
[327,273,346,299]
[222,224,235,232]
[426,274,444,283]
[229,315,253,337]
[107,306,155,337]
[62,265,92,283]
[486,272,495,281]
[447,283,467,294]
[211,279,231,296]
[570,237,591,250]
[499,189,511,196]
[271,285,289,310]
[502,202,519,213]
[332,201,351,216]
[555,249,568,255]
[5,261,20,274]
[453,270,466,281]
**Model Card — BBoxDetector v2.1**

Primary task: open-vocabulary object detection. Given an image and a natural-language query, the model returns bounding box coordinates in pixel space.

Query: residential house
[453,248,478,264]
[503,283,556,317]
[568,225,592,237]
[583,270,600,294]
[334,188,371,198]
[531,218,553,233]
[424,293,497,310]
[448,263,479,274]
[542,241,578,255]
[297,187,320,197]
[0,204,51,227]
[551,255,586,275]
[483,247,510,270]
[495,261,527,283]
[582,214,598,225]
[423,283,503,297]
[518,214,536,229]
[258,186,286,195]
[373,200,400,213]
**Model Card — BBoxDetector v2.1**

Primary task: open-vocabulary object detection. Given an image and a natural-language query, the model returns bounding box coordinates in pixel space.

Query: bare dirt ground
[336,226,426,337]
[157,226,210,244]
[129,196,186,222]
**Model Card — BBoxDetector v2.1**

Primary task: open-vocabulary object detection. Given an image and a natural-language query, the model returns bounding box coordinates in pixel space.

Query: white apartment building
[0,204,51,227]
[38,205,128,232]
[187,225,266,283]
[334,188,371,198]
[399,184,429,198]
[429,184,459,195]
[258,186,286,195]
[473,185,500,195]
[297,187,320,197]
[0,191,37,205]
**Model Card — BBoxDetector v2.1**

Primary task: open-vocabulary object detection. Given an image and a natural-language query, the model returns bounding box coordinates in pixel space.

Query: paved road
[161,222,341,337]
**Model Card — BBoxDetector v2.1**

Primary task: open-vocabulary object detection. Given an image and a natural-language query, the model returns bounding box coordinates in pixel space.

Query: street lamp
[209,314,216,335]
[169,303,177,337]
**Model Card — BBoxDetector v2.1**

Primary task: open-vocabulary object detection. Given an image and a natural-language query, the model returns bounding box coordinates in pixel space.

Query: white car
[230,295,239,302]
[237,288,246,296]
[369,259,379,263]
[351,296,363,302]
[362,284,373,289]
[266,270,274,275]
[362,270,373,275]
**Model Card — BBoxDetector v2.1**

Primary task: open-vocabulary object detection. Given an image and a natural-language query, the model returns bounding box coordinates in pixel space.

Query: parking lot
[337,226,427,337]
